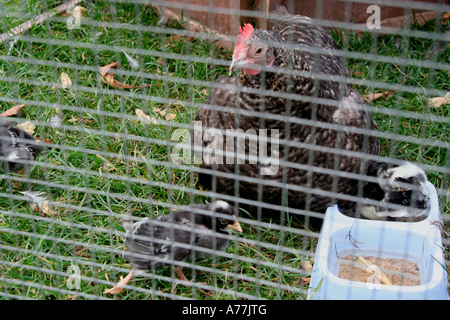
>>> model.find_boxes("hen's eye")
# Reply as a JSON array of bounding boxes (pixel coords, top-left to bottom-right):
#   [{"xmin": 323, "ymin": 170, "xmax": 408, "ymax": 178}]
[
  {"xmin": 219, "ymin": 218, "xmax": 228, "ymax": 225},
  {"xmin": 255, "ymin": 48, "xmax": 263, "ymax": 55}
]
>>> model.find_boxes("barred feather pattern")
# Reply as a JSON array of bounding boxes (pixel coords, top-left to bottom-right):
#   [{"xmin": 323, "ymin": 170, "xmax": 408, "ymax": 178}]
[{"xmin": 196, "ymin": 14, "xmax": 380, "ymax": 217}]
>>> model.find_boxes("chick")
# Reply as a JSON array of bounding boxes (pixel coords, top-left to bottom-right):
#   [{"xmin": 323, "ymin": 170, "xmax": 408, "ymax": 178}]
[
  {"xmin": 105, "ymin": 201, "xmax": 242, "ymax": 294},
  {"xmin": 361, "ymin": 163, "xmax": 430, "ymax": 221},
  {"xmin": 0, "ymin": 120, "xmax": 43, "ymax": 174}
]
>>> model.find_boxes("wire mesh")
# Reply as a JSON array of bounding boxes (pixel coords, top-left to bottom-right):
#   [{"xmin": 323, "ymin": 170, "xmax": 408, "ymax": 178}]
[{"xmin": 0, "ymin": 0, "xmax": 448, "ymax": 300}]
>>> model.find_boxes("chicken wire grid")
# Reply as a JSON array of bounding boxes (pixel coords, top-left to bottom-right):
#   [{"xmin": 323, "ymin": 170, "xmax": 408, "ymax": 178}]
[{"xmin": 0, "ymin": 0, "xmax": 448, "ymax": 300}]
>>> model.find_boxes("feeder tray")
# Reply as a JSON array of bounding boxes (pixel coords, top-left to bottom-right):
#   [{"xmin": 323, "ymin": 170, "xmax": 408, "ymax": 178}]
[{"xmin": 308, "ymin": 181, "xmax": 449, "ymax": 300}]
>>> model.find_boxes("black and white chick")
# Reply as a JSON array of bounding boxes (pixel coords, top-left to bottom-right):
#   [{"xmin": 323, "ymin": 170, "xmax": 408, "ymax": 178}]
[
  {"xmin": 0, "ymin": 120, "xmax": 43, "ymax": 174},
  {"xmin": 105, "ymin": 200, "xmax": 243, "ymax": 294},
  {"xmin": 361, "ymin": 162, "xmax": 430, "ymax": 221}
]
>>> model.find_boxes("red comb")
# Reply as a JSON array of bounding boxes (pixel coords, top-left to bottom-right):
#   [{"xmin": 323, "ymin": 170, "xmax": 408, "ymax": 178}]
[
  {"xmin": 233, "ymin": 23, "xmax": 254, "ymax": 58},
  {"xmin": 239, "ymin": 23, "xmax": 254, "ymax": 40}
]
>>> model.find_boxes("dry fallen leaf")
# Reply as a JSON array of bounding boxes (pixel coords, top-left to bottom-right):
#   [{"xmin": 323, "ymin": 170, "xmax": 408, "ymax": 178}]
[
  {"xmin": 165, "ymin": 113, "xmax": 177, "ymax": 121},
  {"xmin": 62, "ymin": 5, "xmax": 87, "ymax": 18},
  {"xmin": 428, "ymin": 92, "xmax": 450, "ymax": 108},
  {"xmin": 16, "ymin": 121, "xmax": 35, "ymax": 135},
  {"xmin": 100, "ymin": 62, "xmax": 148, "ymax": 89},
  {"xmin": 300, "ymin": 260, "xmax": 314, "ymax": 272},
  {"xmin": 159, "ymin": 110, "xmax": 176, "ymax": 120},
  {"xmin": 100, "ymin": 62, "xmax": 135, "ymax": 89},
  {"xmin": 352, "ymin": 70, "xmax": 362, "ymax": 78},
  {"xmin": 154, "ymin": 107, "xmax": 177, "ymax": 121},
  {"xmin": 293, "ymin": 277, "xmax": 311, "ymax": 286},
  {"xmin": 60, "ymin": 72, "xmax": 72, "ymax": 89},
  {"xmin": 363, "ymin": 78, "xmax": 406, "ymax": 102},
  {"xmin": 70, "ymin": 5, "xmax": 87, "ymax": 19},
  {"xmin": 135, "ymin": 108, "xmax": 159, "ymax": 124},
  {"xmin": 0, "ymin": 104, "xmax": 26, "ymax": 117},
  {"xmin": 75, "ymin": 245, "xmax": 92, "ymax": 258},
  {"xmin": 40, "ymin": 200, "xmax": 58, "ymax": 216},
  {"xmin": 364, "ymin": 90, "xmax": 394, "ymax": 102},
  {"xmin": 20, "ymin": 191, "xmax": 59, "ymax": 217},
  {"xmin": 300, "ymin": 277, "xmax": 311, "ymax": 284}
]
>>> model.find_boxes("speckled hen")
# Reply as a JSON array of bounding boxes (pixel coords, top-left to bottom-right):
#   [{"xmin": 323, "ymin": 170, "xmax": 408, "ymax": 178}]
[{"xmin": 195, "ymin": 13, "xmax": 430, "ymax": 222}]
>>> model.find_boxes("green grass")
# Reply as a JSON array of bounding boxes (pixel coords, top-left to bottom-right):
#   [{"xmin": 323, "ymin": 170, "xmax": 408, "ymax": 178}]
[{"xmin": 0, "ymin": 2, "xmax": 448, "ymax": 299}]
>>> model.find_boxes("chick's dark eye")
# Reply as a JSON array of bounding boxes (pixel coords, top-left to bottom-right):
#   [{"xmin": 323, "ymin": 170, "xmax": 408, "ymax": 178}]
[{"xmin": 255, "ymin": 48, "xmax": 262, "ymax": 55}]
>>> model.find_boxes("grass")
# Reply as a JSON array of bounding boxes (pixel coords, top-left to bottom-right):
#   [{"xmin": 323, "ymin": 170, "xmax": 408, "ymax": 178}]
[{"xmin": 0, "ymin": 1, "xmax": 448, "ymax": 299}]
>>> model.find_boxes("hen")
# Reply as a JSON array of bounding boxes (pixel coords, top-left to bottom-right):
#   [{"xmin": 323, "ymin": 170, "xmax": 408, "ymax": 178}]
[{"xmin": 195, "ymin": 14, "xmax": 429, "ymax": 222}]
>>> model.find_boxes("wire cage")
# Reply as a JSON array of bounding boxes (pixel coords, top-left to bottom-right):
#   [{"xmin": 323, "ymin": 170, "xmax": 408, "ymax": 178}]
[{"xmin": 0, "ymin": 0, "xmax": 448, "ymax": 300}]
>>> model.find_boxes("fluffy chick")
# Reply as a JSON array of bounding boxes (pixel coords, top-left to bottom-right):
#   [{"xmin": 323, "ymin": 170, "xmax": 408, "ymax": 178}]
[
  {"xmin": 105, "ymin": 200, "xmax": 242, "ymax": 294},
  {"xmin": 361, "ymin": 162, "xmax": 430, "ymax": 221},
  {"xmin": 0, "ymin": 120, "xmax": 43, "ymax": 174}
]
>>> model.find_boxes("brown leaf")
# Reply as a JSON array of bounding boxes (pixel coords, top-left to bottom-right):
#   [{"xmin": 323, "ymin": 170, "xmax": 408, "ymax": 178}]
[
  {"xmin": 70, "ymin": 5, "xmax": 87, "ymax": 20},
  {"xmin": 300, "ymin": 260, "xmax": 314, "ymax": 272},
  {"xmin": 364, "ymin": 79, "xmax": 405, "ymax": 102},
  {"xmin": 364, "ymin": 91, "xmax": 393, "ymax": 102},
  {"xmin": 99, "ymin": 62, "xmax": 145, "ymax": 89},
  {"xmin": 300, "ymin": 277, "xmax": 311, "ymax": 284},
  {"xmin": 62, "ymin": 5, "xmax": 87, "ymax": 18},
  {"xmin": 165, "ymin": 113, "xmax": 177, "ymax": 121},
  {"xmin": 16, "ymin": 121, "xmax": 35, "ymax": 135},
  {"xmin": 0, "ymin": 104, "xmax": 26, "ymax": 117},
  {"xmin": 135, "ymin": 108, "xmax": 159, "ymax": 124},
  {"xmin": 60, "ymin": 72, "xmax": 72, "ymax": 89},
  {"xmin": 38, "ymin": 200, "xmax": 59, "ymax": 217},
  {"xmin": 428, "ymin": 92, "xmax": 450, "ymax": 108},
  {"xmin": 352, "ymin": 70, "xmax": 362, "ymax": 78},
  {"xmin": 154, "ymin": 107, "xmax": 177, "ymax": 121},
  {"xmin": 75, "ymin": 245, "xmax": 92, "ymax": 258},
  {"xmin": 294, "ymin": 277, "xmax": 311, "ymax": 286}
]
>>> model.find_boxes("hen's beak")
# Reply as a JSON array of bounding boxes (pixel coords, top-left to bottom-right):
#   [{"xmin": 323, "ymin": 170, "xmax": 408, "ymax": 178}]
[
  {"xmin": 229, "ymin": 54, "xmax": 248, "ymax": 76},
  {"xmin": 229, "ymin": 60, "xmax": 237, "ymax": 76},
  {"xmin": 227, "ymin": 215, "xmax": 243, "ymax": 232}
]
